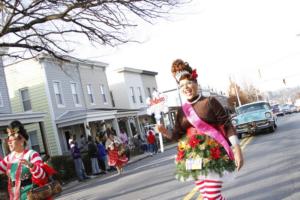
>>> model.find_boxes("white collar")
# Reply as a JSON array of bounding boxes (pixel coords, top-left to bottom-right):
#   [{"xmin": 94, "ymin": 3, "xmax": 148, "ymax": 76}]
[{"xmin": 186, "ymin": 95, "xmax": 201, "ymax": 104}]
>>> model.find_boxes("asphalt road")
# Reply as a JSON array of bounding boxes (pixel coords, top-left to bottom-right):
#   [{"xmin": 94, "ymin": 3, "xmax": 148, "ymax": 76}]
[
  {"xmin": 56, "ymin": 113, "xmax": 300, "ymax": 200},
  {"xmin": 223, "ymin": 113, "xmax": 300, "ymax": 200}
]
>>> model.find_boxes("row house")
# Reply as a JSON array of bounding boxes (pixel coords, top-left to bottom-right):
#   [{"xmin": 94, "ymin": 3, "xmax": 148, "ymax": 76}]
[
  {"xmin": 0, "ymin": 48, "xmax": 46, "ymax": 157},
  {"xmin": 5, "ymin": 55, "xmax": 158, "ymax": 155},
  {"xmin": 108, "ymin": 67, "xmax": 158, "ymax": 138}
]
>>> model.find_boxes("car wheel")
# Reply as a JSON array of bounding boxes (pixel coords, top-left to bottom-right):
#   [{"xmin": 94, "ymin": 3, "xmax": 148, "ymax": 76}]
[
  {"xmin": 237, "ymin": 133, "xmax": 242, "ymax": 139},
  {"xmin": 269, "ymin": 124, "xmax": 275, "ymax": 133}
]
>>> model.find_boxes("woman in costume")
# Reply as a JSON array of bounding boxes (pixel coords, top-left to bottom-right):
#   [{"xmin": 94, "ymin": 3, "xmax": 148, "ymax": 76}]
[
  {"xmin": 0, "ymin": 120, "xmax": 54, "ymax": 200},
  {"xmin": 105, "ymin": 132, "xmax": 128, "ymax": 175},
  {"xmin": 157, "ymin": 59, "xmax": 244, "ymax": 200}
]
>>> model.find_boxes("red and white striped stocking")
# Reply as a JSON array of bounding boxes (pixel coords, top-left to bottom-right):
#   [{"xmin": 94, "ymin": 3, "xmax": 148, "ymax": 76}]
[{"xmin": 195, "ymin": 179, "xmax": 226, "ymax": 200}]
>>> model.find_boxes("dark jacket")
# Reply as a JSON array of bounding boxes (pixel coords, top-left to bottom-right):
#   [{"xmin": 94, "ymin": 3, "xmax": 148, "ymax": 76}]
[
  {"xmin": 97, "ymin": 143, "xmax": 107, "ymax": 158},
  {"xmin": 88, "ymin": 141, "xmax": 98, "ymax": 158},
  {"xmin": 71, "ymin": 143, "xmax": 81, "ymax": 159}
]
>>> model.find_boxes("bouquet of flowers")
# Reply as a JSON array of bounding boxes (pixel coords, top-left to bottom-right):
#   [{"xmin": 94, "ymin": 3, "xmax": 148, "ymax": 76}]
[{"xmin": 175, "ymin": 132, "xmax": 236, "ymax": 181}]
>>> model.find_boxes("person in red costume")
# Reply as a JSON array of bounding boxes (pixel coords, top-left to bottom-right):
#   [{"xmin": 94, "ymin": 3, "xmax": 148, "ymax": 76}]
[
  {"xmin": 0, "ymin": 120, "xmax": 56, "ymax": 200},
  {"xmin": 105, "ymin": 132, "xmax": 128, "ymax": 175}
]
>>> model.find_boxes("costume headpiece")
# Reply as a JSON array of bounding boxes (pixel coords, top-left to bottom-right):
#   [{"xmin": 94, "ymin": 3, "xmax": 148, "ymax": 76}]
[
  {"xmin": 6, "ymin": 127, "xmax": 20, "ymax": 136},
  {"xmin": 171, "ymin": 59, "xmax": 198, "ymax": 83},
  {"xmin": 175, "ymin": 70, "xmax": 190, "ymax": 82},
  {"xmin": 7, "ymin": 120, "xmax": 29, "ymax": 140},
  {"xmin": 175, "ymin": 69, "xmax": 198, "ymax": 82}
]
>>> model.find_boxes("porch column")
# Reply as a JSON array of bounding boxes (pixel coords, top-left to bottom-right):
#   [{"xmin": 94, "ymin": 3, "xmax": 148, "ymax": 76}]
[
  {"xmin": 112, "ymin": 118, "xmax": 120, "ymax": 137},
  {"xmin": 84, "ymin": 121, "xmax": 91, "ymax": 137},
  {"xmin": 168, "ymin": 112, "xmax": 174, "ymax": 128},
  {"xmin": 126, "ymin": 118, "xmax": 133, "ymax": 138},
  {"xmin": 38, "ymin": 122, "xmax": 49, "ymax": 156},
  {"xmin": 135, "ymin": 116, "xmax": 144, "ymax": 140}
]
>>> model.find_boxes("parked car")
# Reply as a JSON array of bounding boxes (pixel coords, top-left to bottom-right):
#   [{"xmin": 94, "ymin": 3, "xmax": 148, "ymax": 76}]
[
  {"xmin": 271, "ymin": 104, "xmax": 284, "ymax": 116},
  {"xmin": 232, "ymin": 101, "xmax": 277, "ymax": 139},
  {"xmin": 281, "ymin": 104, "xmax": 292, "ymax": 114},
  {"xmin": 295, "ymin": 99, "xmax": 300, "ymax": 112},
  {"xmin": 289, "ymin": 104, "xmax": 297, "ymax": 113}
]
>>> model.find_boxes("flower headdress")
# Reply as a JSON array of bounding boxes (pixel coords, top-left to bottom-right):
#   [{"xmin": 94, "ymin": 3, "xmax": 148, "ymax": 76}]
[
  {"xmin": 7, "ymin": 120, "xmax": 29, "ymax": 140},
  {"xmin": 6, "ymin": 127, "xmax": 20, "ymax": 137},
  {"xmin": 172, "ymin": 59, "xmax": 199, "ymax": 83}
]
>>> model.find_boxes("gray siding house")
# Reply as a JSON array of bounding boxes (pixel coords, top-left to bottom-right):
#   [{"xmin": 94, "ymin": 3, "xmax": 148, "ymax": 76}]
[
  {"xmin": 5, "ymin": 55, "xmax": 142, "ymax": 155},
  {"xmin": 0, "ymin": 52, "xmax": 11, "ymax": 114},
  {"xmin": 0, "ymin": 48, "xmax": 46, "ymax": 157}
]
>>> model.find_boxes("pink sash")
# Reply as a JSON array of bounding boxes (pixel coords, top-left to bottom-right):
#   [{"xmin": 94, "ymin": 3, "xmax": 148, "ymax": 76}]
[{"xmin": 182, "ymin": 103, "xmax": 234, "ymax": 160}]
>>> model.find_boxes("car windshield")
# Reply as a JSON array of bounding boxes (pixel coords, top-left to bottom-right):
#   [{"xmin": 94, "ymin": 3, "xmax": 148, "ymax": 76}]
[{"xmin": 237, "ymin": 103, "xmax": 269, "ymax": 114}]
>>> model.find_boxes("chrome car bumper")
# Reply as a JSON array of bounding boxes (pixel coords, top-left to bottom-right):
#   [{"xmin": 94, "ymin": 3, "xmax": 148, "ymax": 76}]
[{"xmin": 236, "ymin": 120, "xmax": 275, "ymax": 134}]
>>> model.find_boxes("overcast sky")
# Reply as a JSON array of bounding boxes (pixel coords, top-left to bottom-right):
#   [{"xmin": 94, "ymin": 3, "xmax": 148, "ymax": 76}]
[{"xmin": 74, "ymin": 0, "xmax": 300, "ymax": 94}]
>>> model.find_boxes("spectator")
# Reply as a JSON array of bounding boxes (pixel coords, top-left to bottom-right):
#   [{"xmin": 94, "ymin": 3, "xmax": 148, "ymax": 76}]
[
  {"xmin": 147, "ymin": 128, "xmax": 156, "ymax": 156},
  {"xmin": 96, "ymin": 136, "xmax": 108, "ymax": 174},
  {"xmin": 119, "ymin": 128, "xmax": 128, "ymax": 145},
  {"xmin": 106, "ymin": 126, "xmax": 116, "ymax": 136},
  {"xmin": 70, "ymin": 135, "xmax": 89, "ymax": 181},
  {"xmin": 137, "ymin": 135, "xmax": 147, "ymax": 153},
  {"xmin": 87, "ymin": 136, "xmax": 101, "ymax": 175},
  {"xmin": 79, "ymin": 134, "xmax": 87, "ymax": 150},
  {"xmin": 119, "ymin": 128, "xmax": 131, "ymax": 160}
]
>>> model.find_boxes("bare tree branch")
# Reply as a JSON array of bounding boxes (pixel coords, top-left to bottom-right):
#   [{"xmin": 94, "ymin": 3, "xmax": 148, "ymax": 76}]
[{"xmin": 0, "ymin": 0, "xmax": 187, "ymax": 61}]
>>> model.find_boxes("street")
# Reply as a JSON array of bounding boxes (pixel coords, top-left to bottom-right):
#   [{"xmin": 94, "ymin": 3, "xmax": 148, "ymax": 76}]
[{"xmin": 57, "ymin": 113, "xmax": 300, "ymax": 200}]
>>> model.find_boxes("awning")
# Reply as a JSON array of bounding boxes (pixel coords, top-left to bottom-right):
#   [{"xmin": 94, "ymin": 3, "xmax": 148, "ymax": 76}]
[
  {"xmin": 0, "ymin": 112, "xmax": 46, "ymax": 127},
  {"xmin": 55, "ymin": 109, "xmax": 140, "ymax": 128}
]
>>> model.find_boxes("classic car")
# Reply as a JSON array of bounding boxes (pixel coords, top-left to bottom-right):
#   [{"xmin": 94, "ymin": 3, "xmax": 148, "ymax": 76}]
[{"xmin": 232, "ymin": 101, "xmax": 277, "ymax": 139}]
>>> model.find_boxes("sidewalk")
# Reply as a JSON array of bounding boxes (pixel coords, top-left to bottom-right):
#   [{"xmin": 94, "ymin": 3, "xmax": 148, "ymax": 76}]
[{"xmin": 62, "ymin": 142, "xmax": 178, "ymax": 191}]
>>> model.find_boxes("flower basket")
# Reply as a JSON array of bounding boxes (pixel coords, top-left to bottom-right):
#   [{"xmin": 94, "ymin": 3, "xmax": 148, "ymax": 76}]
[{"xmin": 175, "ymin": 132, "xmax": 236, "ymax": 182}]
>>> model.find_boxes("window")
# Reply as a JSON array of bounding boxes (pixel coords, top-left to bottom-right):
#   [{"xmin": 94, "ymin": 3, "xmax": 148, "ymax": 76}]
[
  {"xmin": 100, "ymin": 84, "xmax": 107, "ymax": 103},
  {"xmin": 0, "ymin": 92, "xmax": 3, "ymax": 107},
  {"xmin": 53, "ymin": 82, "xmax": 64, "ymax": 106},
  {"xmin": 137, "ymin": 87, "xmax": 143, "ymax": 103},
  {"xmin": 87, "ymin": 84, "xmax": 95, "ymax": 104},
  {"xmin": 147, "ymin": 87, "xmax": 151, "ymax": 98},
  {"xmin": 71, "ymin": 83, "xmax": 80, "ymax": 105},
  {"xmin": 110, "ymin": 91, "xmax": 115, "ymax": 107},
  {"xmin": 130, "ymin": 87, "xmax": 136, "ymax": 103},
  {"xmin": 20, "ymin": 88, "xmax": 32, "ymax": 111},
  {"xmin": 28, "ymin": 131, "xmax": 40, "ymax": 153}
]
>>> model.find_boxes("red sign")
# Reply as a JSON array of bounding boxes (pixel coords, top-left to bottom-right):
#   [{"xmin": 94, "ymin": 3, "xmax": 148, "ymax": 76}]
[{"xmin": 149, "ymin": 97, "xmax": 165, "ymax": 106}]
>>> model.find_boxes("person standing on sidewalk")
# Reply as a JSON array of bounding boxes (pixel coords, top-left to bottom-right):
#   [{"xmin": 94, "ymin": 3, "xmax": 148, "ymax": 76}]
[
  {"xmin": 119, "ymin": 128, "xmax": 129, "ymax": 145},
  {"xmin": 96, "ymin": 136, "xmax": 108, "ymax": 174},
  {"xmin": 119, "ymin": 128, "xmax": 131, "ymax": 161},
  {"xmin": 87, "ymin": 136, "xmax": 101, "ymax": 175},
  {"xmin": 147, "ymin": 128, "xmax": 156, "ymax": 156},
  {"xmin": 70, "ymin": 135, "xmax": 89, "ymax": 182},
  {"xmin": 105, "ymin": 133, "xmax": 128, "ymax": 175},
  {"xmin": 156, "ymin": 59, "xmax": 244, "ymax": 200}
]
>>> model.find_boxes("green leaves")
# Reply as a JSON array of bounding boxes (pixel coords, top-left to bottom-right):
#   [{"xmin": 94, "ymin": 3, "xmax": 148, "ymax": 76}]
[{"xmin": 175, "ymin": 135, "xmax": 236, "ymax": 181}]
